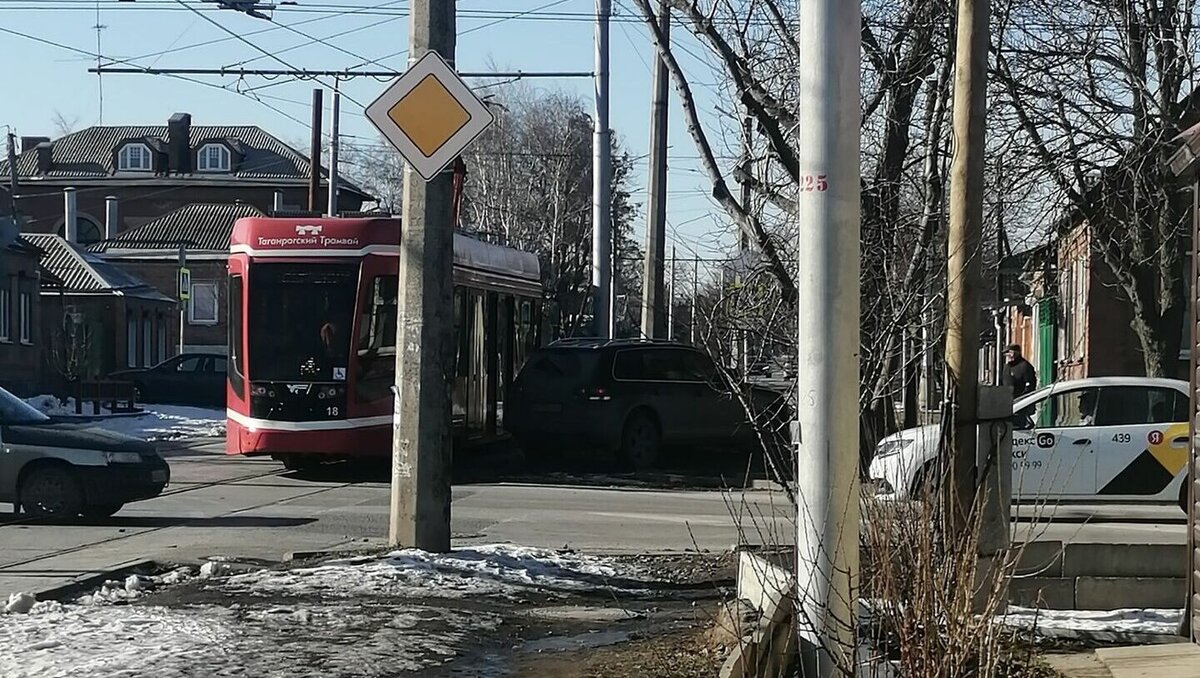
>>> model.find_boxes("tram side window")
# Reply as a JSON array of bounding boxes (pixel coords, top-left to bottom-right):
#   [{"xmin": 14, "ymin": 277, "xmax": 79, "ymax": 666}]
[
  {"xmin": 228, "ymin": 275, "xmax": 244, "ymax": 398},
  {"xmin": 356, "ymin": 276, "xmax": 397, "ymax": 402}
]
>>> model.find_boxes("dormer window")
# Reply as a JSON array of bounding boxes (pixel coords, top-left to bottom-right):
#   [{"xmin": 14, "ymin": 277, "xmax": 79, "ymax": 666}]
[
  {"xmin": 118, "ymin": 143, "xmax": 153, "ymax": 172},
  {"xmin": 198, "ymin": 144, "xmax": 231, "ymax": 172}
]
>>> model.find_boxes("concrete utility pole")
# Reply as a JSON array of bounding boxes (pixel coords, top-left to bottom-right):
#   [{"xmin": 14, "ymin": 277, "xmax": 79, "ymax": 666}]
[
  {"xmin": 327, "ymin": 84, "xmax": 341, "ymax": 217},
  {"xmin": 640, "ymin": 0, "xmax": 669, "ymax": 339},
  {"xmin": 945, "ymin": 0, "xmax": 989, "ymax": 523},
  {"xmin": 388, "ymin": 0, "xmax": 456, "ymax": 552},
  {"xmin": 591, "ymin": 0, "xmax": 613, "ymax": 338},
  {"xmin": 740, "ymin": 116, "xmax": 752, "ymax": 252},
  {"xmin": 795, "ymin": 0, "xmax": 860, "ymax": 670},
  {"xmin": 308, "ymin": 88, "xmax": 323, "ymax": 213}
]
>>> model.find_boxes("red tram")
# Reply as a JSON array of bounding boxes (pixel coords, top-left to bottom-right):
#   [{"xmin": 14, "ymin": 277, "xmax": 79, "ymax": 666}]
[{"xmin": 225, "ymin": 216, "xmax": 543, "ymax": 469}]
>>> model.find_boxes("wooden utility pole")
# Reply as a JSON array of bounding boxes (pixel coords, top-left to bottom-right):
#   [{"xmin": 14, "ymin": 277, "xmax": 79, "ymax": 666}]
[
  {"xmin": 308, "ymin": 88, "xmax": 323, "ymax": 213},
  {"xmin": 388, "ymin": 0, "xmax": 456, "ymax": 552},
  {"xmin": 945, "ymin": 0, "xmax": 989, "ymax": 522}
]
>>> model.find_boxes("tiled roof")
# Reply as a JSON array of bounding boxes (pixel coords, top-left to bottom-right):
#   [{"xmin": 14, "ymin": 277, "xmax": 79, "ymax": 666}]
[
  {"xmin": 1, "ymin": 124, "xmax": 367, "ymax": 196},
  {"xmin": 23, "ymin": 233, "xmax": 174, "ymax": 302},
  {"xmin": 91, "ymin": 202, "xmax": 264, "ymax": 253}
]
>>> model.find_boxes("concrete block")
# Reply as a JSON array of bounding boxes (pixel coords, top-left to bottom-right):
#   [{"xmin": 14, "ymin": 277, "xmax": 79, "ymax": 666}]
[
  {"xmin": 1008, "ymin": 577, "xmax": 1075, "ymax": 609},
  {"xmin": 1075, "ymin": 577, "xmax": 1187, "ymax": 611},
  {"xmin": 1063, "ymin": 543, "xmax": 1188, "ymax": 579},
  {"xmin": 1015, "ymin": 540, "xmax": 1065, "ymax": 578},
  {"xmin": 736, "ymin": 548, "xmax": 794, "ymax": 614}
]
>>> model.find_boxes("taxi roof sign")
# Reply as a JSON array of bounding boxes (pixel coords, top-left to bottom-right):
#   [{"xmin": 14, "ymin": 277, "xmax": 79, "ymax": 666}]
[{"xmin": 365, "ymin": 50, "xmax": 495, "ymax": 182}]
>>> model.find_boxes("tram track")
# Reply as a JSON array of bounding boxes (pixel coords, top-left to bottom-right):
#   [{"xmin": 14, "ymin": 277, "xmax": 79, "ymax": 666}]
[{"xmin": 0, "ymin": 464, "xmax": 332, "ymax": 576}]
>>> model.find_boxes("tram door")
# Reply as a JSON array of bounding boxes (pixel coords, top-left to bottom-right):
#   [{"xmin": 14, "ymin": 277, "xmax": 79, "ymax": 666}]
[{"xmin": 467, "ymin": 289, "xmax": 488, "ymax": 435}]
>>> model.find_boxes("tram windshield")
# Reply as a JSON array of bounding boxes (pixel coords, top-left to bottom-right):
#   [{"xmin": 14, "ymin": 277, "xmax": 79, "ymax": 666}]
[{"xmin": 248, "ymin": 262, "xmax": 359, "ymax": 382}]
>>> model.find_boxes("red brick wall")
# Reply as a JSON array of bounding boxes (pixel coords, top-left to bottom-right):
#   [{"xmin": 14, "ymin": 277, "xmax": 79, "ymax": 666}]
[
  {"xmin": 14, "ymin": 185, "xmax": 318, "ymax": 240},
  {"xmin": 0, "ymin": 248, "xmax": 45, "ymax": 395},
  {"xmin": 109, "ymin": 258, "xmax": 227, "ymax": 351}
]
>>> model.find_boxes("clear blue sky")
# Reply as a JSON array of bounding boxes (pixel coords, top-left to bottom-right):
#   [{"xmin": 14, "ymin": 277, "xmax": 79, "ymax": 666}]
[{"xmin": 0, "ymin": 0, "xmax": 741, "ymax": 267}]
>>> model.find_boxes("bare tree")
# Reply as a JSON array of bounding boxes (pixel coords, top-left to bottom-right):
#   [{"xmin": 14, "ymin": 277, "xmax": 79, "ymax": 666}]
[
  {"xmin": 993, "ymin": 0, "xmax": 1200, "ymax": 376},
  {"xmin": 630, "ymin": 0, "xmax": 960, "ymax": 464}
]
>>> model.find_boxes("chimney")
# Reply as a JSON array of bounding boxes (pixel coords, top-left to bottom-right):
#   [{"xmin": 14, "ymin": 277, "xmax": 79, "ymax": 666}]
[
  {"xmin": 20, "ymin": 136, "xmax": 49, "ymax": 153},
  {"xmin": 273, "ymin": 190, "xmax": 285, "ymax": 213},
  {"xmin": 35, "ymin": 142, "xmax": 53, "ymax": 174},
  {"xmin": 105, "ymin": 196, "xmax": 119, "ymax": 240},
  {"xmin": 167, "ymin": 112, "xmax": 192, "ymax": 175},
  {"xmin": 64, "ymin": 188, "xmax": 78, "ymax": 243}
]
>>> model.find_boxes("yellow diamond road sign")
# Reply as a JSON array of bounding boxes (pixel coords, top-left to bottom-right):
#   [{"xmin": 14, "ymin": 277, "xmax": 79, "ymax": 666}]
[{"xmin": 365, "ymin": 51, "xmax": 495, "ymax": 182}]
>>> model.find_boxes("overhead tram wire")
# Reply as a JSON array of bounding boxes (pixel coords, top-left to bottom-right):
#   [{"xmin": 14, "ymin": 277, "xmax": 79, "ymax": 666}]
[{"xmin": 164, "ymin": 0, "xmax": 368, "ymax": 108}]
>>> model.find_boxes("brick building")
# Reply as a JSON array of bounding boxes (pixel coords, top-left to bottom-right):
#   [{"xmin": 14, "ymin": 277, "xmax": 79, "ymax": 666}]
[
  {"xmin": 26, "ymin": 234, "xmax": 175, "ymax": 391},
  {"xmin": 89, "ymin": 202, "xmax": 267, "ymax": 354},
  {"xmin": 0, "ymin": 113, "xmax": 369, "ymax": 244},
  {"xmin": 0, "ymin": 236, "xmax": 48, "ymax": 394}
]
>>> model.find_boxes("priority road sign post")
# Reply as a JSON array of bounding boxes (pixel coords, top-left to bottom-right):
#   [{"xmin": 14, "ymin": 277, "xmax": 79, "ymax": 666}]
[
  {"xmin": 365, "ymin": 20, "xmax": 494, "ymax": 551},
  {"xmin": 365, "ymin": 50, "xmax": 495, "ymax": 182}
]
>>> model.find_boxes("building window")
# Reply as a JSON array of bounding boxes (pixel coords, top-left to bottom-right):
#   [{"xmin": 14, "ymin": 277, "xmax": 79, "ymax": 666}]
[
  {"xmin": 197, "ymin": 144, "xmax": 231, "ymax": 172},
  {"xmin": 118, "ymin": 143, "xmax": 153, "ymax": 172},
  {"xmin": 142, "ymin": 313, "xmax": 152, "ymax": 367},
  {"xmin": 18, "ymin": 284, "xmax": 31, "ymax": 344},
  {"xmin": 126, "ymin": 312, "xmax": 137, "ymax": 367},
  {"xmin": 0, "ymin": 283, "xmax": 10, "ymax": 342},
  {"xmin": 157, "ymin": 316, "xmax": 167, "ymax": 363},
  {"xmin": 189, "ymin": 281, "xmax": 219, "ymax": 325}
]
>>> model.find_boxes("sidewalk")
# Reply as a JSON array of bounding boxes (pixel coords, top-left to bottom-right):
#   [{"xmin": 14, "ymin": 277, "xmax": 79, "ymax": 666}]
[{"xmin": 1049, "ymin": 643, "xmax": 1200, "ymax": 678}]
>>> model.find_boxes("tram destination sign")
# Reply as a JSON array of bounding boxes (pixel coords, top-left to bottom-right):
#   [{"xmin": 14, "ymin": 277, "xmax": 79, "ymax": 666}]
[{"xmin": 365, "ymin": 50, "xmax": 495, "ymax": 182}]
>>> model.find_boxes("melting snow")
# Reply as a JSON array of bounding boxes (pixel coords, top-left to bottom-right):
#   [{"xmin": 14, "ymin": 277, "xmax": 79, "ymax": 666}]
[
  {"xmin": 26, "ymin": 396, "xmax": 225, "ymax": 442},
  {"xmin": 1000, "ymin": 606, "xmax": 1184, "ymax": 636},
  {"xmin": 0, "ymin": 545, "xmax": 637, "ymax": 677},
  {"xmin": 224, "ymin": 544, "xmax": 633, "ymax": 599}
]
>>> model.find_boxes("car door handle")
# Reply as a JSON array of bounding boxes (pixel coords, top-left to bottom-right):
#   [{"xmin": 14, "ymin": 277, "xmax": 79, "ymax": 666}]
[{"xmin": 1073, "ymin": 439, "xmax": 1090, "ymax": 445}]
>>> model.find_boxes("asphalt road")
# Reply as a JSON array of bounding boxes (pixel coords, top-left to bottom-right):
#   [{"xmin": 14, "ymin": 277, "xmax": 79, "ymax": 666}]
[
  {"xmin": 0, "ymin": 436, "xmax": 1188, "ymax": 598},
  {"xmin": 0, "ymin": 438, "xmax": 794, "ymax": 597}
]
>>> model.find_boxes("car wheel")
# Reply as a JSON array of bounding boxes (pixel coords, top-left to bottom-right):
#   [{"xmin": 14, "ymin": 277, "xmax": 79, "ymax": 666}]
[
  {"xmin": 20, "ymin": 465, "xmax": 85, "ymax": 519},
  {"xmin": 619, "ymin": 411, "xmax": 660, "ymax": 472},
  {"xmin": 280, "ymin": 454, "xmax": 321, "ymax": 471},
  {"xmin": 82, "ymin": 503, "xmax": 124, "ymax": 519},
  {"xmin": 132, "ymin": 382, "xmax": 146, "ymax": 403}
]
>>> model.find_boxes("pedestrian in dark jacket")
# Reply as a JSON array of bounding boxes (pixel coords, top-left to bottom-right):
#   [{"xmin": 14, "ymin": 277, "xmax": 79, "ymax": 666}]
[{"xmin": 1002, "ymin": 344, "xmax": 1037, "ymax": 398}]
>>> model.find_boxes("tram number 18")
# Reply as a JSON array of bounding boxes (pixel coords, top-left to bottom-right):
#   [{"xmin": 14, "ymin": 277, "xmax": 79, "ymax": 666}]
[{"xmin": 326, "ymin": 406, "xmax": 340, "ymax": 417}]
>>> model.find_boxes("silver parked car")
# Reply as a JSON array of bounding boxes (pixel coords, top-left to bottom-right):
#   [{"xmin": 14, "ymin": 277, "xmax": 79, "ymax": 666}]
[{"xmin": 0, "ymin": 387, "xmax": 170, "ymax": 519}]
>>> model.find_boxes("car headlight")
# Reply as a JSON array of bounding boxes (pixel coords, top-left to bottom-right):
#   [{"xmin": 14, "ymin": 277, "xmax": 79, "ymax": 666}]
[
  {"xmin": 106, "ymin": 451, "xmax": 143, "ymax": 464},
  {"xmin": 874, "ymin": 438, "xmax": 913, "ymax": 458}
]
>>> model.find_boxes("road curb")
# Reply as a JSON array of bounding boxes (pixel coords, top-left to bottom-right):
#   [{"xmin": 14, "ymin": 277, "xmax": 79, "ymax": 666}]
[{"xmin": 32, "ymin": 558, "xmax": 160, "ymax": 602}]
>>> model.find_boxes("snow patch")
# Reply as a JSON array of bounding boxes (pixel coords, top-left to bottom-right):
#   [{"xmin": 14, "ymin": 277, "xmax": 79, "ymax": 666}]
[
  {"xmin": 225, "ymin": 544, "xmax": 634, "ymax": 599},
  {"xmin": 25, "ymin": 396, "xmax": 225, "ymax": 442},
  {"xmin": 1000, "ymin": 606, "xmax": 1184, "ymax": 636},
  {"xmin": 4, "ymin": 593, "xmax": 35, "ymax": 615},
  {"xmin": 74, "ymin": 567, "xmax": 195, "ymax": 606}
]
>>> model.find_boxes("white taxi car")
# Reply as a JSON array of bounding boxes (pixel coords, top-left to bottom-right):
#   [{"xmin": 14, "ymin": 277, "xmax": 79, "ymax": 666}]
[{"xmin": 869, "ymin": 377, "xmax": 1192, "ymax": 511}]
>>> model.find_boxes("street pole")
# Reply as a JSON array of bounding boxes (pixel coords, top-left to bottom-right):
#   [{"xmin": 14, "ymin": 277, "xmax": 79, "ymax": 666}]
[
  {"xmin": 690, "ymin": 257, "xmax": 698, "ymax": 344},
  {"xmin": 591, "ymin": 0, "xmax": 613, "ymax": 338},
  {"xmin": 308, "ymin": 88, "xmax": 323, "ymax": 214},
  {"xmin": 177, "ymin": 245, "xmax": 186, "ymax": 356},
  {"xmin": 388, "ymin": 0, "xmax": 456, "ymax": 552},
  {"xmin": 796, "ymin": 0, "xmax": 860, "ymax": 670},
  {"xmin": 666, "ymin": 246, "xmax": 675, "ymax": 341},
  {"xmin": 945, "ymin": 0, "xmax": 989, "ymax": 525},
  {"xmin": 740, "ymin": 116, "xmax": 752, "ymax": 252},
  {"xmin": 6, "ymin": 133, "xmax": 17, "ymax": 216},
  {"xmin": 327, "ymin": 84, "xmax": 341, "ymax": 217},
  {"xmin": 640, "ymin": 0, "xmax": 669, "ymax": 340}
]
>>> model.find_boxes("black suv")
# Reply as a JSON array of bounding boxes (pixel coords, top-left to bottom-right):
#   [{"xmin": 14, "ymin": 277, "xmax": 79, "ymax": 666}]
[{"xmin": 506, "ymin": 339, "xmax": 790, "ymax": 470}]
